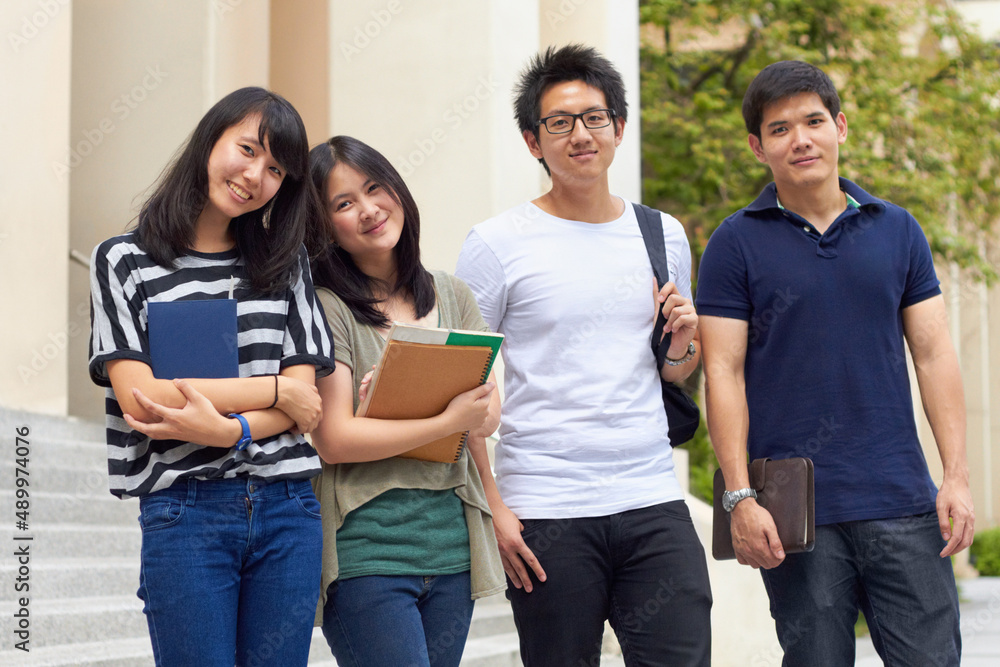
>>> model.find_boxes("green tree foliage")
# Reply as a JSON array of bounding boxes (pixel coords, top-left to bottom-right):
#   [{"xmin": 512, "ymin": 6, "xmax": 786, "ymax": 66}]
[
  {"xmin": 640, "ymin": 0, "xmax": 1000, "ymax": 276},
  {"xmin": 970, "ymin": 526, "xmax": 1000, "ymax": 576},
  {"xmin": 640, "ymin": 0, "xmax": 1000, "ymax": 501}
]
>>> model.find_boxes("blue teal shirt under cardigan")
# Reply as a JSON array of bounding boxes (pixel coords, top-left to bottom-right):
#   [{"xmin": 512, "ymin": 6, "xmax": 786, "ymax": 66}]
[{"xmin": 696, "ymin": 178, "xmax": 941, "ymax": 525}]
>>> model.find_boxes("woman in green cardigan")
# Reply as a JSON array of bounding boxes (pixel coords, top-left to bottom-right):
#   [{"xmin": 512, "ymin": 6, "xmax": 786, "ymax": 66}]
[{"xmin": 308, "ymin": 135, "xmax": 506, "ymax": 667}]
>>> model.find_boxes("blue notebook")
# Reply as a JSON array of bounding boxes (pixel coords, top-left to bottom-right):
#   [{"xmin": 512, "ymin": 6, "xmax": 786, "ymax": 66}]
[{"xmin": 147, "ymin": 299, "xmax": 239, "ymax": 379}]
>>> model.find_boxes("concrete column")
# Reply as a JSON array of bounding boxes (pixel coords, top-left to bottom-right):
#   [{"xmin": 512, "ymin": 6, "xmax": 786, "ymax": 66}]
[
  {"xmin": 270, "ymin": 0, "xmax": 329, "ymax": 146},
  {"xmin": 327, "ymin": 0, "xmax": 540, "ymax": 274},
  {"xmin": 1, "ymin": 0, "xmax": 73, "ymax": 415}
]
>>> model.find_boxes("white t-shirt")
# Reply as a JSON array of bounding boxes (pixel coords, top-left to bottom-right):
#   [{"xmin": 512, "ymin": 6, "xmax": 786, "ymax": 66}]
[{"xmin": 455, "ymin": 199, "xmax": 691, "ymax": 518}]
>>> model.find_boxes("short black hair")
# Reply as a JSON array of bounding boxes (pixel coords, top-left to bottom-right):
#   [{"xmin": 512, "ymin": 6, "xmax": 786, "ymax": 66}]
[
  {"xmin": 308, "ymin": 136, "xmax": 434, "ymax": 329},
  {"xmin": 513, "ymin": 44, "xmax": 627, "ymax": 173},
  {"xmin": 742, "ymin": 61, "xmax": 841, "ymax": 139}
]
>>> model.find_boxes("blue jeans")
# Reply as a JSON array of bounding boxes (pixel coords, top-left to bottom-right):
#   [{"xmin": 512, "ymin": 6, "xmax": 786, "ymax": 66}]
[
  {"xmin": 137, "ymin": 478, "xmax": 322, "ymax": 667},
  {"xmin": 507, "ymin": 501, "xmax": 712, "ymax": 667},
  {"xmin": 759, "ymin": 512, "xmax": 960, "ymax": 667},
  {"xmin": 322, "ymin": 572, "xmax": 475, "ymax": 667}
]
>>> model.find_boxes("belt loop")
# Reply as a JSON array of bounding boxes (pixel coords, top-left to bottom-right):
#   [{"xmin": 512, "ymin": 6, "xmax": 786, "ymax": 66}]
[
  {"xmin": 186, "ymin": 478, "xmax": 197, "ymax": 506},
  {"xmin": 285, "ymin": 479, "xmax": 296, "ymax": 499}
]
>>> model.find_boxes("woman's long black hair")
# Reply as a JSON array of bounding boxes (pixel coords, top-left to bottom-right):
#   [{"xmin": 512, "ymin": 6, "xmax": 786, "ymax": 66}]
[
  {"xmin": 134, "ymin": 87, "xmax": 325, "ymax": 294},
  {"xmin": 309, "ymin": 136, "xmax": 434, "ymax": 328}
]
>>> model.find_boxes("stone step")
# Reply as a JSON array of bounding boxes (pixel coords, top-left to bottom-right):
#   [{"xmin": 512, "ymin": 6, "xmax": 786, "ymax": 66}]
[
  {"xmin": 0, "ymin": 524, "xmax": 141, "ymax": 559},
  {"xmin": 0, "ymin": 557, "xmax": 137, "ymax": 601},
  {"xmin": 0, "ymin": 460, "xmax": 110, "ymax": 498},
  {"xmin": 468, "ymin": 594, "xmax": 516, "ymax": 638},
  {"xmin": 0, "ymin": 632, "xmax": 523, "ymax": 667},
  {"xmin": 459, "ymin": 631, "xmax": 521, "ymax": 667},
  {"xmin": 0, "ymin": 490, "xmax": 139, "ymax": 525},
  {"xmin": 0, "ymin": 595, "xmax": 147, "ymax": 649},
  {"xmin": 0, "ymin": 435, "xmax": 107, "ymax": 470},
  {"xmin": 0, "ymin": 637, "xmax": 154, "ymax": 667},
  {"xmin": 0, "ymin": 408, "xmax": 105, "ymax": 444},
  {"xmin": 0, "ymin": 594, "xmax": 522, "ymax": 658},
  {"xmin": 0, "ymin": 628, "xmax": 339, "ymax": 666}
]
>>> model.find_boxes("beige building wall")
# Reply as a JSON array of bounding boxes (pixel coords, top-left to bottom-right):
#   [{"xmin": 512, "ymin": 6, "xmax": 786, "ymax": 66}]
[
  {"xmin": 1, "ymin": 0, "xmax": 72, "ymax": 415},
  {"xmin": 270, "ymin": 0, "xmax": 329, "ymax": 145},
  {"xmin": 953, "ymin": 0, "xmax": 1000, "ymax": 41},
  {"xmin": 327, "ymin": 0, "xmax": 543, "ymax": 275}
]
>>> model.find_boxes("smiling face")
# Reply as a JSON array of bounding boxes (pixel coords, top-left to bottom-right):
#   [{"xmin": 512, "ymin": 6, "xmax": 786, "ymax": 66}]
[
  {"xmin": 523, "ymin": 80, "xmax": 624, "ymax": 185},
  {"xmin": 748, "ymin": 92, "xmax": 848, "ymax": 194},
  {"xmin": 201, "ymin": 114, "xmax": 285, "ymax": 227},
  {"xmin": 325, "ymin": 162, "xmax": 404, "ymax": 264}
]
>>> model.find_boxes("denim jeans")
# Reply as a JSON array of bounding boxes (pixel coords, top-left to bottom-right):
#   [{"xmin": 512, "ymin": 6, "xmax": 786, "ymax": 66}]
[
  {"xmin": 759, "ymin": 512, "xmax": 960, "ymax": 667},
  {"xmin": 136, "ymin": 478, "xmax": 323, "ymax": 667},
  {"xmin": 506, "ymin": 501, "xmax": 712, "ymax": 667},
  {"xmin": 322, "ymin": 572, "xmax": 474, "ymax": 667}
]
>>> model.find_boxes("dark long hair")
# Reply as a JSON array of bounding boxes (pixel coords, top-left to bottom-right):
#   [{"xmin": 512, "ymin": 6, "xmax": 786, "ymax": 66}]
[
  {"xmin": 308, "ymin": 136, "xmax": 434, "ymax": 328},
  {"xmin": 135, "ymin": 87, "xmax": 325, "ymax": 294}
]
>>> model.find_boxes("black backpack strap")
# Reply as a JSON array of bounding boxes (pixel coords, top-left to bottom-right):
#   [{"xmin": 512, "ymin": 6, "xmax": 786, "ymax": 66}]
[{"xmin": 633, "ymin": 203, "xmax": 673, "ymax": 368}]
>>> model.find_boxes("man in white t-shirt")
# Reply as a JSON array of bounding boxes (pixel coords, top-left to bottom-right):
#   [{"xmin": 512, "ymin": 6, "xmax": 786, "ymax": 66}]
[{"xmin": 455, "ymin": 44, "xmax": 711, "ymax": 667}]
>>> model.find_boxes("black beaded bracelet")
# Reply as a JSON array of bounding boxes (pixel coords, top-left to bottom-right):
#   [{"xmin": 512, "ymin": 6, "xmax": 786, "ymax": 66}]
[{"xmin": 268, "ymin": 374, "xmax": 279, "ymax": 409}]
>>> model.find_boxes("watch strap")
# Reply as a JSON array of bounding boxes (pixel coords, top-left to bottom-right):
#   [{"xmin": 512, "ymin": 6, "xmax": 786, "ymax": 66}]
[
  {"xmin": 664, "ymin": 341, "xmax": 696, "ymax": 366},
  {"xmin": 227, "ymin": 413, "xmax": 252, "ymax": 451},
  {"xmin": 723, "ymin": 487, "xmax": 757, "ymax": 512}
]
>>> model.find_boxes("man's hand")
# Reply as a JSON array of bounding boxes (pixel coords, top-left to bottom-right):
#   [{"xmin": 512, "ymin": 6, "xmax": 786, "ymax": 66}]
[
  {"xmin": 492, "ymin": 503, "xmax": 547, "ymax": 592},
  {"xmin": 730, "ymin": 499, "xmax": 785, "ymax": 569},
  {"xmin": 654, "ymin": 278, "xmax": 697, "ymax": 351},
  {"xmin": 936, "ymin": 476, "xmax": 975, "ymax": 557}
]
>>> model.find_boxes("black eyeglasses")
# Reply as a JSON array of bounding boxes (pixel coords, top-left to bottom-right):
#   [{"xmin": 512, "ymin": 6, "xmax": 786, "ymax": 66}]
[{"xmin": 537, "ymin": 109, "xmax": 616, "ymax": 134}]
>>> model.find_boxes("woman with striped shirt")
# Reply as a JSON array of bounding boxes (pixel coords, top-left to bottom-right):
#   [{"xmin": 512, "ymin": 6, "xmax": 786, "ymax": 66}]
[{"xmin": 88, "ymin": 87, "xmax": 334, "ymax": 667}]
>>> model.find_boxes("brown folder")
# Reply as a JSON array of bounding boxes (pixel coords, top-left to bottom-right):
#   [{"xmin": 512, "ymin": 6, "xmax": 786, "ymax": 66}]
[
  {"xmin": 360, "ymin": 340, "xmax": 494, "ymax": 463},
  {"xmin": 712, "ymin": 457, "xmax": 815, "ymax": 560}
]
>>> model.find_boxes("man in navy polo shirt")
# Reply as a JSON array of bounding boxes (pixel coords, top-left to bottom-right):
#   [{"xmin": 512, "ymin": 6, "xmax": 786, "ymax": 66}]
[{"xmin": 697, "ymin": 60, "xmax": 974, "ymax": 666}]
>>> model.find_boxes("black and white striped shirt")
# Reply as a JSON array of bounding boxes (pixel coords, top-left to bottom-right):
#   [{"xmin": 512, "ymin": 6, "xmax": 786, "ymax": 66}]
[{"xmin": 89, "ymin": 233, "xmax": 334, "ymax": 499}]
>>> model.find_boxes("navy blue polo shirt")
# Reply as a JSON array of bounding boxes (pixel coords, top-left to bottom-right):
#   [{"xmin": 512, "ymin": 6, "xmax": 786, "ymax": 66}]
[{"xmin": 697, "ymin": 178, "xmax": 941, "ymax": 525}]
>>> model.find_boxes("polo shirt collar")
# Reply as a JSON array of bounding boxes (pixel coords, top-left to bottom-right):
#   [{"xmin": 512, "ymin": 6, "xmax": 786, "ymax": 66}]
[
  {"xmin": 746, "ymin": 178, "xmax": 885, "ymax": 215},
  {"xmin": 777, "ymin": 191, "xmax": 860, "ymax": 211},
  {"xmin": 744, "ymin": 178, "xmax": 886, "ymax": 259}
]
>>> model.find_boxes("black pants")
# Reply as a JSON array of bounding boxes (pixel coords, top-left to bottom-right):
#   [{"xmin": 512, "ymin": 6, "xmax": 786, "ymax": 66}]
[{"xmin": 507, "ymin": 501, "xmax": 712, "ymax": 667}]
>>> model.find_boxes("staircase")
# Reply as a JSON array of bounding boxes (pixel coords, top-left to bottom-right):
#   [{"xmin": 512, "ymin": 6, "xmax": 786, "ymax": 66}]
[{"xmin": 0, "ymin": 407, "xmax": 530, "ymax": 666}]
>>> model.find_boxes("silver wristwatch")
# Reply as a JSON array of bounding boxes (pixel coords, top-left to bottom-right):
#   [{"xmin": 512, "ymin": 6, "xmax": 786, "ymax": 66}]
[
  {"xmin": 664, "ymin": 341, "xmax": 696, "ymax": 366},
  {"xmin": 722, "ymin": 487, "xmax": 757, "ymax": 512}
]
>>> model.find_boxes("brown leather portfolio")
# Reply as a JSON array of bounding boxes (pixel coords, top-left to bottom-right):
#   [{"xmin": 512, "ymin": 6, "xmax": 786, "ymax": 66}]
[{"xmin": 712, "ymin": 457, "xmax": 815, "ymax": 561}]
